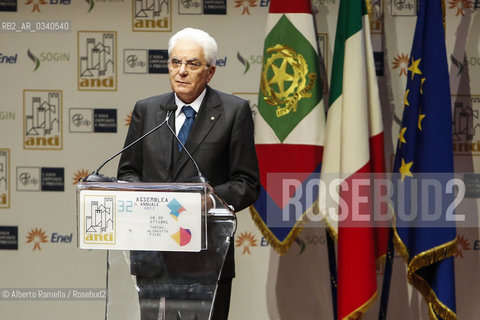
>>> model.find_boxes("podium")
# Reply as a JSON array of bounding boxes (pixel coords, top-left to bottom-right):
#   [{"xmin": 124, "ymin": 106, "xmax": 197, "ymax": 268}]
[{"xmin": 76, "ymin": 181, "xmax": 236, "ymax": 320}]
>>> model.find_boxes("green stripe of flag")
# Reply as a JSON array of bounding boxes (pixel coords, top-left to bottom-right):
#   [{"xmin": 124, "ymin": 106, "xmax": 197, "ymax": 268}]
[{"xmin": 328, "ymin": 1, "xmax": 367, "ymax": 108}]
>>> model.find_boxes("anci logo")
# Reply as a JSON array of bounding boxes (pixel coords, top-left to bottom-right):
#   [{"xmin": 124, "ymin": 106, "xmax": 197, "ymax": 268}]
[
  {"xmin": 25, "ymin": 0, "xmax": 71, "ymax": 13},
  {"xmin": 133, "ymin": 0, "xmax": 171, "ymax": 32},
  {"xmin": 27, "ymin": 49, "xmax": 70, "ymax": 72},
  {"xmin": 367, "ymin": 0, "xmax": 383, "ymax": 33},
  {"xmin": 0, "ymin": 149, "xmax": 10, "ymax": 209},
  {"xmin": 26, "ymin": 227, "xmax": 72, "ymax": 251},
  {"xmin": 69, "ymin": 108, "xmax": 117, "ymax": 133},
  {"xmin": 84, "ymin": 196, "xmax": 115, "ymax": 244},
  {"xmin": 16, "ymin": 167, "xmax": 64, "ymax": 192},
  {"xmin": 78, "ymin": 31, "xmax": 117, "ymax": 91},
  {"xmin": 178, "ymin": 0, "xmax": 227, "ymax": 15},
  {"xmin": 452, "ymin": 95, "xmax": 480, "ymax": 155},
  {"xmin": 23, "ymin": 90, "xmax": 62, "ymax": 150}
]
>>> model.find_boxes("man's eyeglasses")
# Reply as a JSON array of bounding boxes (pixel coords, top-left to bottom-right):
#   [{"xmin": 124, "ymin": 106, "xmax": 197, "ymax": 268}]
[{"xmin": 168, "ymin": 58, "xmax": 209, "ymax": 71}]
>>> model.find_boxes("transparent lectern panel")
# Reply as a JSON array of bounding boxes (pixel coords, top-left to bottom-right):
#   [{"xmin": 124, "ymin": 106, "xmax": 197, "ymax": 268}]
[
  {"xmin": 106, "ymin": 213, "xmax": 236, "ymax": 320},
  {"xmin": 77, "ymin": 182, "xmax": 236, "ymax": 320},
  {"xmin": 106, "ymin": 250, "xmax": 141, "ymax": 319}
]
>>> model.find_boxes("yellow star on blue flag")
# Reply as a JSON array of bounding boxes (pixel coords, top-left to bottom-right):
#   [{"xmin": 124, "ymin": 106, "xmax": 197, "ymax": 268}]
[{"xmin": 391, "ymin": 0, "xmax": 457, "ymax": 319}]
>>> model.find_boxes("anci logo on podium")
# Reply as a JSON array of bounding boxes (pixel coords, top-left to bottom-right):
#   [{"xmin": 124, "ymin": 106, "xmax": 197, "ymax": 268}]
[{"xmin": 83, "ymin": 196, "xmax": 116, "ymax": 245}]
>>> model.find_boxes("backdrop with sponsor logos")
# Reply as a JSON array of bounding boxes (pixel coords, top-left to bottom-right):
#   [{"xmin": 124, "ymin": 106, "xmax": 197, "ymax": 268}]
[{"xmin": 0, "ymin": 0, "xmax": 479, "ymax": 319}]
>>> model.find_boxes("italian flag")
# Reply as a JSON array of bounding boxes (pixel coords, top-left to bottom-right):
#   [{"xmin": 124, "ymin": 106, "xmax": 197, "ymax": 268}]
[
  {"xmin": 250, "ymin": 0, "xmax": 325, "ymax": 254},
  {"xmin": 320, "ymin": 0, "xmax": 389, "ymax": 318}
]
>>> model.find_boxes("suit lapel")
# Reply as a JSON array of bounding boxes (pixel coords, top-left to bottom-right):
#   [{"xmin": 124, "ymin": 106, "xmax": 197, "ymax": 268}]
[{"xmin": 174, "ymin": 87, "xmax": 222, "ymax": 179}]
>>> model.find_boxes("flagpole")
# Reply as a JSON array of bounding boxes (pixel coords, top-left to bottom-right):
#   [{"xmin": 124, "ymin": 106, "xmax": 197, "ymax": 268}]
[
  {"xmin": 326, "ymin": 229, "xmax": 338, "ymax": 320},
  {"xmin": 378, "ymin": 229, "xmax": 394, "ymax": 320}
]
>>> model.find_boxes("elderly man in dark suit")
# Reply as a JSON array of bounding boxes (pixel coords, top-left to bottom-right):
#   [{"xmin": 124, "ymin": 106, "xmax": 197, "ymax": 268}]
[{"xmin": 117, "ymin": 27, "xmax": 260, "ymax": 320}]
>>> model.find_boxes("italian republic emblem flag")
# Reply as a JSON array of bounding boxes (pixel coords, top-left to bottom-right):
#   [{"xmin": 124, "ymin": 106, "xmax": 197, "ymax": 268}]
[
  {"xmin": 320, "ymin": 0, "xmax": 389, "ymax": 318},
  {"xmin": 250, "ymin": 0, "xmax": 325, "ymax": 254}
]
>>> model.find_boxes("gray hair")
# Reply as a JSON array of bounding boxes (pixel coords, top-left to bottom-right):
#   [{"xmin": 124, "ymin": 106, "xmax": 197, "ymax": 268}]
[{"xmin": 168, "ymin": 28, "xmax": 218, "ymax": 66}]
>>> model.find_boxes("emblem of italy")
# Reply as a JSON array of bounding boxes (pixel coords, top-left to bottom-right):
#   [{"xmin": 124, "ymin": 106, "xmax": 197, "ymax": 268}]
[{"xmin": 260, "ymin": 44, "xmax": 317, "ymax": 117}]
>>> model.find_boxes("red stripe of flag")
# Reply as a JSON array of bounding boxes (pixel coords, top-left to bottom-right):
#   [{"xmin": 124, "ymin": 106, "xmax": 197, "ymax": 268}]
[
  {"xmin": 268, "ymin": 0, "xmax": 312, "ymax": 14},
  {"xmin": 256, "ymin": 144, "xmax": 323, "ymax": 208},
  {"xmin": 338, "ymin": 133, "xmax": 388, "ymax": 319}
]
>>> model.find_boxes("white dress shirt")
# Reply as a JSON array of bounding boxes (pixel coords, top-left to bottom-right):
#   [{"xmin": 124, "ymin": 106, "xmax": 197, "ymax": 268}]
[
  {"xmin": 173, "ymin": 88, "xmax": 219, "ymax": 208},
  {"xmin": 174, "ymin": 88, "xmax": 206, "ymax": 135}
]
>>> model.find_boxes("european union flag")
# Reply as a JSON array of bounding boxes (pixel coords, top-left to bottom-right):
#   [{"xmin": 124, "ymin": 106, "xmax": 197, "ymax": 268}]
[{"xmin": 392, "ymin": 0, "xmax": 457, "ymax": 319}]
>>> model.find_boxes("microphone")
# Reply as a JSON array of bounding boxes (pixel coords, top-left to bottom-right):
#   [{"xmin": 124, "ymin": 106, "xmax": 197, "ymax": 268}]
[
  {"xmin": 83, "ymin": 105, "xmax": 177, "ymax": 182},
  {"xmin": 165, "ymin": 116, "xmax": 207, "ymax": 183}
]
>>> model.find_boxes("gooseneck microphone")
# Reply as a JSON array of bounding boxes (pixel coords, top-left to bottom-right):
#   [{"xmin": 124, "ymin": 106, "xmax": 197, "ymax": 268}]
[{"xmin": 83, "ymin": 105, "xmax": 177, "ymax": 182}]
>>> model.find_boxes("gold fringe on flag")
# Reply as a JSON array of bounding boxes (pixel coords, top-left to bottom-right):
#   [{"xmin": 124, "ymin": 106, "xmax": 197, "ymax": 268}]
[
  {"xmin": 249, "ymin": 199, "xmax": 319, "ymax": 255},
  {"xmin": 392, "ymin": 223, "xmax": 457, "ymax": 320},
  {"xmin": 341, "ymin": 291, "xmax": 378, "ymax": 320}
]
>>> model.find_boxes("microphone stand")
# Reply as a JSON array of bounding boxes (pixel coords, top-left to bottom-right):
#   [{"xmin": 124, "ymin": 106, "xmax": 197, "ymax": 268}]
[{"xmin": 83, "ymin": 109, "xmax": 175, "ymax": 182}]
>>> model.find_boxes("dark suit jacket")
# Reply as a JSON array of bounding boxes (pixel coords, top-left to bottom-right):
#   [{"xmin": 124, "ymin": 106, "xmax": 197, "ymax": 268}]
[{"xmin": 117, "ymin": 86, "xmax": 260, "ymax": 279}]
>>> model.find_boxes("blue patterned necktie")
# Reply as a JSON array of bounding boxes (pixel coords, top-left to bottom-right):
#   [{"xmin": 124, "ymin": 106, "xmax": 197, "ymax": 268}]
[{"xmin": 178, "ymin": 105, "xmax": 196, "ymax": 151}]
